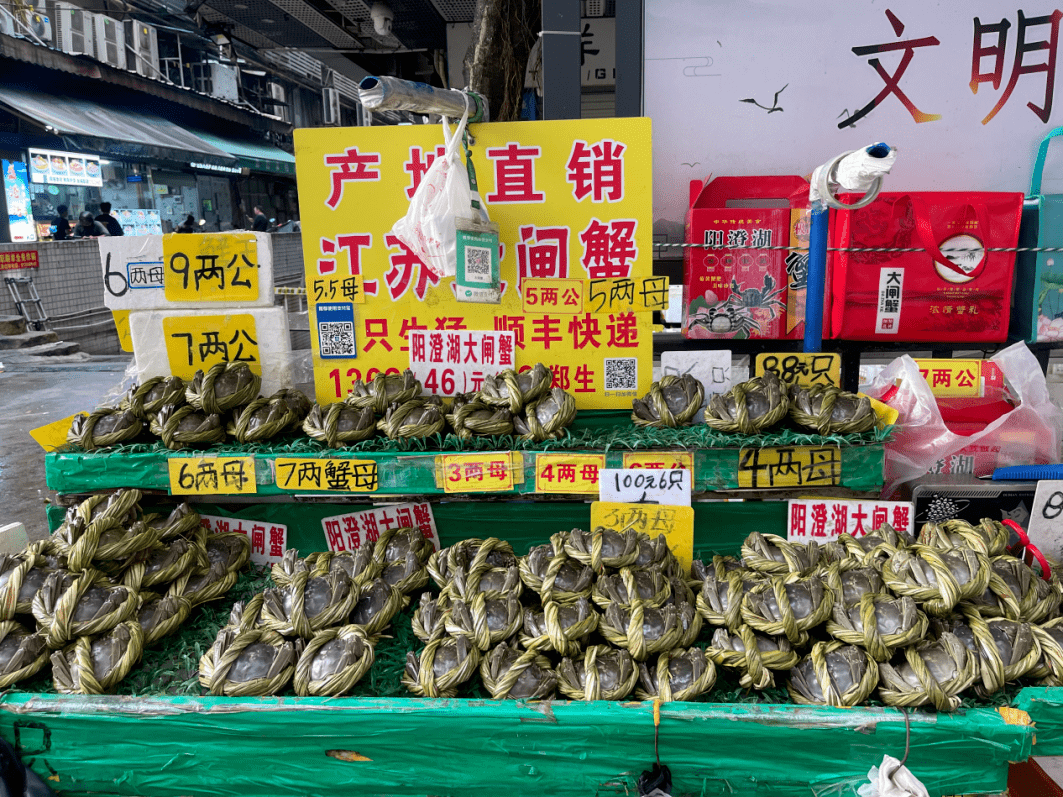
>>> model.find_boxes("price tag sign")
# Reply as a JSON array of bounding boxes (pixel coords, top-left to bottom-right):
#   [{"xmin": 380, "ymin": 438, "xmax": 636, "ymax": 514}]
[
  {"xmin": 600, "ymin": 469, "xmax": 691, "ymax": 506},
  {"xmin": 408, "ymin": 330, "xmax": 516, "ymax": 397},
  {"xmin": 274, "ymin": 458, "xmax": 379, "ymax": 492},
  {"xmin": 737, "ymin": 445, "xmax": 841, "ymax": 489},
  {"xmin": 914, "ymin": 359, "xmax": 1003, "ymax": 398},
  {"xmin": 438, "ymin": 452, "xmax": 521, "ymax": 493},
  {"xmin": 161, "ymin": 313, "xmax": 260, "ymax": 380},
  {"xmin": 29, "ymin": 414, "xmax": 79, "ymax": 451},
  {"xmin": 755, "ymin": 353, "xmax": 841, "ymax": 388},
  {"xmin": 660, "ymin": 349, "xmax": 731, "ymax": 422},
  {"xmin": 1026, "ymin": 480, "xmax": 1063, "ymax": 562},
  {"xmin": 168, "ymin": 456, "xmax": 256, "ymax": 495},
  {"xmin": 162, "ymin": 232, "xmax": 259, "ymax": 302},
  {"xmin": 521, "ymin": 277, "xmax": 670, "ymax": 315},
  {"xmin": 534, "ymin": 454, "xmax": 605, "ymax": 494},
  {"xmin": 321, "ymin": 501, "xmax": 440, "ymax": 553},
  {"xmin": 787, "ymin": 498, "xmax": 913, "ymax": 541},
  {"xmin": 590, "ymin": 501, "xmax": 694, "ymax": 573},
  {"xmin": 622, "ymin": 451, "xmax": 694, "ymax": 471}
]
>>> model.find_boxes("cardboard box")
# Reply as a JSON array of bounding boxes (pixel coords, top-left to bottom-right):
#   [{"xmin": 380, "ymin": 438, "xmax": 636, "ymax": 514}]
[{"xmin": 682, "ymin": 176, "xmax": 809, "ymax": 339}]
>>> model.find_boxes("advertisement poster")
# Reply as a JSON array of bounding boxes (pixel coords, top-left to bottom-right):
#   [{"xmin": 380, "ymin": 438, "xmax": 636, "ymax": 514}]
[
  {"xmin": 646, "ymin": 1, "xmax": 1063, "ymax": 238},
  {"xmin": 27, "ymin": 148, "xmax": 103, "ymax": 187},
  {"xmin": 115, "ymin": 208, "xmax": 163, "ymax": 236},
  {"xmin": 294, "ymin": 118, "xmax": 654, "ymax": 409},
  {"xmin": 2, "ymin": 159, "xmax": 36, "ymax": 242}
]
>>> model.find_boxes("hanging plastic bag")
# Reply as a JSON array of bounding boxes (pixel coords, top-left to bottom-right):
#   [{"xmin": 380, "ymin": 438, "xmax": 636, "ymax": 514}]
[
  {"xmin": 390, "ymin": 101, "xmax": 473, "ymax": 278},
  {"xmin": 856, "ymin": 756, "xmax": 929, "ymax": 797},
  {"xmin": 865, "ymin": 342, "xmax": 1063, "ymax": 496}
]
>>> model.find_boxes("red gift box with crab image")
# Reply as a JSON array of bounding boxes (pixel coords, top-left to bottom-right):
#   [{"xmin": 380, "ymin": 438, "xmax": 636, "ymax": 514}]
[{"xmin": 682, "ymin": 175, "xmax": 811, "ymax": 339}]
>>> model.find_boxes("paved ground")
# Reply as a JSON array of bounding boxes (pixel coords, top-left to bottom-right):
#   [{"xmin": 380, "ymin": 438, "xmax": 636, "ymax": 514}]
[{"xmin": 0, "ymin": 356, "xmax": 132, "ymax": 541}]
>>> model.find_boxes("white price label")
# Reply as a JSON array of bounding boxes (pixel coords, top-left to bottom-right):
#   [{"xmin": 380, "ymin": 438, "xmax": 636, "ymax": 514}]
[
  {"xmin": 321, "ymin": 501, "xmax": 441, "ymax": 553},
  {"xmin": 407, "ymin": 330, "xmax": 517, "ymax": 397},
  {"xmin": 787, "ymin": 498, "xmax": 913, "ymax": 542},
  {"xmin": 198, "ymin": 514, "xmax": 287, "ymax": 565},
  {"xmin": 599, "ymin": 468, "xmax": 691, "ymax": 506},
  {"xmin": 1026, "ymin": 480, "xmax": 1063, "ymax": 562}
]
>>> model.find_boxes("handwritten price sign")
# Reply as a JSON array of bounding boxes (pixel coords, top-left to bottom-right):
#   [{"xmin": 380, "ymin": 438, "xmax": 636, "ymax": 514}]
[
  {"xmin": 274, "ymin": 458, "xmax": 379, "ymax": 492},
  {"xmin": 755, "ymin": 353, "xmax": 841, "ymax": 388},
  {"xmin": 522, "ymin": 277, "xmax": 669, "ymax": 315},
  {"xmin": 600, "ymin": 468, "xmax": 691, "ymax": 506},
  {"xmin": 162, "ymin": 232, "xmax": 259, "ymax": 302},
  {"xmin": 622, "ymin": 451, "xmax": 694, "ymax": 471},
  {"xmin": 168, "ymin": 456, "xmax": 256, "ymax": 495},
  {"xmin": 737, "ymin": 446, "xmax": 841, "ymax": 489},
  {"xmin": 590, "ymin": 501, "xmax": 694, "ymax": 573},
  {"xmin": 437, "ymin": 452, "xmax": 521, "ymax": 493},
  {"xmin": 534, "ymin": 454, "xmax": 604, "ymax": 494},
  {"xmin": 161, "ymin": 313, "xmax": 260, "ymax": 380}
]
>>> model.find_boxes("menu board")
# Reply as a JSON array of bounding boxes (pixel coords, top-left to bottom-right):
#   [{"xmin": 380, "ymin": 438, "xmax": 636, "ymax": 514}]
[
  {"xmin": 3, "ymin": 159, "xmax": 36, "ymax": 242},
  {"xmin": 114, "ymin": 208, "xmax": 163, "ymax": 236},
  {"xmin": 27, "ymin": 148, "xmax": 103, "ymax": 187}
]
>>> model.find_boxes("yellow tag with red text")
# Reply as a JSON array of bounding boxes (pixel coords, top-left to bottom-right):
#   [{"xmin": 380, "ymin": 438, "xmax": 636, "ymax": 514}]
[
  {"xmin": 535, "ymin": 454, "xmax": 605, "ymax": 494},
  {"xmin": 437, "ymin": 452, "xmax": 521, "ymax": 493},
  {"xmin": 622, "ymin": 451, "xmax": 694, "ymax": 471}
]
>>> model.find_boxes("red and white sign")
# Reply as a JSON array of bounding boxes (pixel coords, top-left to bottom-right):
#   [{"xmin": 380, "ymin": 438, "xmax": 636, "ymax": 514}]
[
  {"xmin": 321, "ymin": 501, "xmax": 440, "ymax": 553},
  {"xmin": 787, "ymin": 498, "xmax": 913, "ymax": 542},
  {"xmin": 199, "ymin": 514, "xmax": 287, "ymax": 565},
  {"xmin": 408, "ymin": 330, "xmax": 516, "ymax": 397}
]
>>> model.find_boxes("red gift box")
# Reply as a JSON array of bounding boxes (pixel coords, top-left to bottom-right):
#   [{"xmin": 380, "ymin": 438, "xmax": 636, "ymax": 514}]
[
  {"xmin": 682, "ymin": 176, "xmax": 809, "ymax": 339},
  {"xmin": 828, "ymin": 192, "xmax": 1023, "ymax": 341}
]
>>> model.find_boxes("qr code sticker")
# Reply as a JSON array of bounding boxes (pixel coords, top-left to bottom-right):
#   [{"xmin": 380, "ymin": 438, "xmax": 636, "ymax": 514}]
[
  {"xmin": 463, "ymin": 246, "xmax": 492, "ymax": 284},
  {"xmin": 319, "ymin": 321, "xmax": 355, "ymax": 357},
  {"xmin": 604, "ymin": 357, "xmax": 638, "ymax": 391}
]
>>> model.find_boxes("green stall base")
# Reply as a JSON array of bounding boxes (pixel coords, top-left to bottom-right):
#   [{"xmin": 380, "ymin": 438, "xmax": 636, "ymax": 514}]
[
  {"xmin": 0, "ymin": 694, "xmax": 1031, "ymax": 797},
  {"xmin": 1016, "ymin": 686, "xmax": 1063, "ymax": 755},
  {"xmin": 45, "ymin": 443, "xmax": 885, "ymax": 496},
  {"xmin": 48, "ymin": 498, "xmax": 791, "ymax": 556}
]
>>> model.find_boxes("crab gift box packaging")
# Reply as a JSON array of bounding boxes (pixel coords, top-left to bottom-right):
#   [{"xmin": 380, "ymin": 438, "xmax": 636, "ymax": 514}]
[{"xmin": 682, "ymin": 175, "xmax": 811, "ymax": 340}]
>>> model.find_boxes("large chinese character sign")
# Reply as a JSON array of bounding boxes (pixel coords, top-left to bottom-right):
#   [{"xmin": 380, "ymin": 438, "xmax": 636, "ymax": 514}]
[{"xmin": 294, "ymin": 119, "xmax": 653, "ymax": 409}]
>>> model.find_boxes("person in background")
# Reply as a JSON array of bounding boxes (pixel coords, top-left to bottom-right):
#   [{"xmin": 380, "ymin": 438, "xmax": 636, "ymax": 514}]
[
  {"xmin": 176, "ymin": 214, "xmax": 196, "ymax": 233},
  {"xmin": 72, "ymin": 210, "xmax": 109, "ymax": 238},
  {"xmin": 51, "ymin": 205, "xmax": 71, "ymax": 241},
  {"xmin": 251, "ymin": 206, "xmax": 269, "ymax": 232},
  {"xmin": 95, "ymin": 202, "xmax": 123, "ymax": 237}
]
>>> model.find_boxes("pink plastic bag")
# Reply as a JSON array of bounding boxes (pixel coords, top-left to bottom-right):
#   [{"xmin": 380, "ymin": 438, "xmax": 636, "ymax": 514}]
[{"xmin": 865, "ymin": 342, "xmax": 1063, "ymax": 496}]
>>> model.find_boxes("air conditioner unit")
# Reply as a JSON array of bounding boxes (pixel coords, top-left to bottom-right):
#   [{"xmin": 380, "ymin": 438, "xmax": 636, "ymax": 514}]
[
  {"xmin": 52, "ymin": 2, "xmax": 94, "ymax": 56},
  {"xmin": 0, "ymin": 6, "xmax": 15, "ymax": 36},
  {"xmin": 25, "ymin": 0, "xmax": 52, "ymax": 42},
  {"xmin": 124, "ymin": 19, "xmax": 158, "ymax": 78},
  {"xmin": 268, "ymin": 81, "xmax": 290, "ymax": 123},
  {"xmin": 323, "ymin": 87, "xmax": 340, "ymax": 126},
  {"xmin": 93, "ymin": 14, "xmax": 125, "ymax": 69},
  {"xmin": 210, "ymin": 62, "xmax": 239, "ymax": 101}
]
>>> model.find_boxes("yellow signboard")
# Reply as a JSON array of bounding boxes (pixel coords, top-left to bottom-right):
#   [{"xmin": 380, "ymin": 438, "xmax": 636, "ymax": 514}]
[
  {"xmin": 437, "ymin": 452, "xmax": 521, "ymax": 493},
  {"xmin": 622, "ymin": 451, "xmax": 695, "ymax": 471},
  {"xmin": 274, "ymin": 458, "xmax": 379, "ymax": 492},
  {"xmin": 590, "ymin": 501, "xmax": 694, "ymax": 573},
  {"xmin": 161, "ymin": 314, "xmax": 260, "ymax": 380},
  {"xmin": 294, "ymin": 119, "xmax": 654, "ymax": 407},
  {"xmin": 521, "ymin": 276, "xmax": 668, "ymax": 315},
  {"xmin": 168, "ymin": 456, "xmax": 257, "ymax": 495},
  {"xmin": 162, "ymin": 232, "xmax": 259, "ymax": 302},
  {"xmin": 534, "ymin": 453, "xmax": 605, "ymax": 494},
  {"xmin": 737, "ymin": 445, "xmax": 841, "ymax": 489},
  {"xmin": 914, "ymin": 359, "xmax": 999, "ymax": 398},
  {"xmin": 29, "ymin": 414, "xmax": 79, "ymax": 451},
  {"xmin": 754, "ymin": 353, "xmax": 841, "ymax": 388}
]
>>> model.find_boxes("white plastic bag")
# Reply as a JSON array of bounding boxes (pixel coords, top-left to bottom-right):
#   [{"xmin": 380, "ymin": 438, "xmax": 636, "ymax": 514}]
[
  {"xmin": 390, "ymin": 103, "xmax": 472, "ymax": 278},
  {"xmin": 856, "ymin": 756, "xmax": 929, "ymax": 797},
  {"xmin": 865, "ymin": 341, "xmax": 1063, "ymax": 496}
]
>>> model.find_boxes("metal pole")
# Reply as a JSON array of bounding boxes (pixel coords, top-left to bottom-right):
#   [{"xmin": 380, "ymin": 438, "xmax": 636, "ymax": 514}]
[
  {"xmin": 803, "ymin": 207, "xmax": 829, "ymax": 353},
  {"xmin": 615, "ymin": 0, "xmax": 643, "ymax": 117},
  {"xmin": 541, "ymin": 0, "xmax": 581, "ymax": 120},
  {"xmin": 176, "ymin": 34, "xmax": 186, "ymax": 88}
]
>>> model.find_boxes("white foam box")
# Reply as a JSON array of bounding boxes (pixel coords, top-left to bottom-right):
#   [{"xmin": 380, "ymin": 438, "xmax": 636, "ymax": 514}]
[
  {"xmin": 100, "ymin": 233, "xmax": 275, "ymax": 310},
  {"xmin": 129, "ymin": 306, "xmax": 293, "ymax": 396}
]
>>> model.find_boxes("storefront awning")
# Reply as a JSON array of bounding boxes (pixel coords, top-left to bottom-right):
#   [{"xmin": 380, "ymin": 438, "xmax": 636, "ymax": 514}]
[
  {"xmin": 0, "ymin": 85, "xmax": 237, "ymax": 167},
  {"xmin": 192, "ymin": 130, "xmax": 296, "ymax": 176}
]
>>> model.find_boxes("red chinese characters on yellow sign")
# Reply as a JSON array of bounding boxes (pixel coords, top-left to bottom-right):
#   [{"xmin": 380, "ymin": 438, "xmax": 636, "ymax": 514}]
[{"xmin": 294, "ymin": 120, "xmax": 654, "ymax": 408}]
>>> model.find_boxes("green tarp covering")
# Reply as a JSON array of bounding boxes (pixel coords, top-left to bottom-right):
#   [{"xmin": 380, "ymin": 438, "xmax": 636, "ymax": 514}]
[{"xmin": 0, "ymin": 694, "xmax": 1031, "ymax": 797}]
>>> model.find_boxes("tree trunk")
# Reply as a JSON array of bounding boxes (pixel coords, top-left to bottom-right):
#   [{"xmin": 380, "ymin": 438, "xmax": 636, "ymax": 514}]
[{"xmin": 463, "ymin": 0, "xmax": 541, "ymax": 122}]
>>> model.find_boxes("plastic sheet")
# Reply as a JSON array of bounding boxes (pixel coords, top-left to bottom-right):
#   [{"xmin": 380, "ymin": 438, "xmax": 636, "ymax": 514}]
[{"xmin": 0, "ymin": 693, "xmax": 1030, "ymax": 797}]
